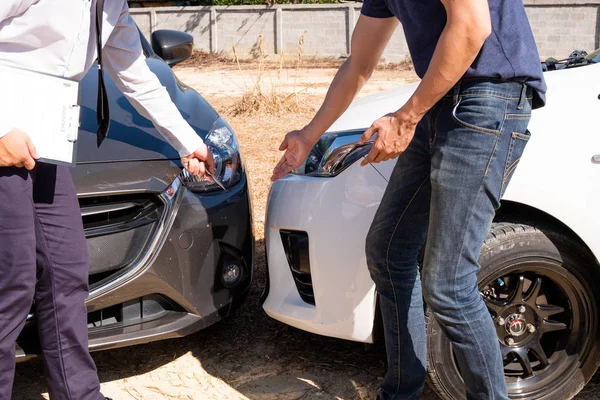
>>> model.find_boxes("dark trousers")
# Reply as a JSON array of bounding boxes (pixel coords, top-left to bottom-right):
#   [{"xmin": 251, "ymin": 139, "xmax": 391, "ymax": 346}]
[
  {"xmin": 367, "ymin": 80, "xmax": 533, "ymax": 399},
  {"xmin": 0, "ymin": 164, "xmax": 104, "ymax": 400}
]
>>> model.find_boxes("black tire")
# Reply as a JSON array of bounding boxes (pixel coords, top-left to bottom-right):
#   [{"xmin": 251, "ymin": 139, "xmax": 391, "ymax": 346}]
[{"xmin": 426, "ymin": 222, "xmax": 600, "ymax": 400}]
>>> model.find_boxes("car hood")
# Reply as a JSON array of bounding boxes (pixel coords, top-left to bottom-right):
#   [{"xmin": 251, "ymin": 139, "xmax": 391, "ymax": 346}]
[
  {"xmin": 327, "ymin": 82, "xmax": 419, "ymax": 133},
  {"xmin": 327, "ymin": 67, "xmax": 574, "ymax": 134},
  {"xmin": 76, "ymin": 57, "xmax": 219, "ymax": 164}
]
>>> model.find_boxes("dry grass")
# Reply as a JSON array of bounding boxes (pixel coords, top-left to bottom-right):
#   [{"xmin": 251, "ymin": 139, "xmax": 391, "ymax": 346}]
[
  {"xmin": 175, "ymin": 49, "xmax": 234, "ymax": 69},
  {"xmin": 227, "ymin": 84, "xmax": 316, "ymax": 117},
  {"xmin": 225, "ymin": 32, "xmax": 317, "ymax": 117},
  {"xmin": 379, "ymin": 55, "xmax": 414, "ymax": 71},
  {"xmin": 177, "ymin": 50, "xmax": 416, "ymax": 74},
  {"xmin": 175, "ymin": 36, "xmax": 415, "ymax": 119},
  {"xmin": 176, "ymin": 50, "xmax": 345, "ymax": 71}
]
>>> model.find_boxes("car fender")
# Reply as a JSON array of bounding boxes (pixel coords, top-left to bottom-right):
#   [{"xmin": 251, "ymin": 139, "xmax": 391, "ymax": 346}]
[{"xmin": 503, "ymin": 63, "xmax": 600, "ymax": 261}]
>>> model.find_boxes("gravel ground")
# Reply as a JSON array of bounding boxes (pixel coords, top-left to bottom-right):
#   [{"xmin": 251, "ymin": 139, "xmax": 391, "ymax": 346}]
[{"xmin": 11, "ymin": 63, "xmax": 600, "ymax": 400}]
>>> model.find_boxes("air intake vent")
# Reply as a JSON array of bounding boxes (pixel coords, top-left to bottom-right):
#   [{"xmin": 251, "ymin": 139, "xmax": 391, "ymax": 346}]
[
  {"xmin": 280, "ymin": 230, "xmax": 314, "ymax": 305},
  {"xmin": 79, "ymin": 194, "xmax": 163, "ymax": 284},
  {"xmin": 79, "ymin": 194, "xmax": 159, "ymax": 232}
]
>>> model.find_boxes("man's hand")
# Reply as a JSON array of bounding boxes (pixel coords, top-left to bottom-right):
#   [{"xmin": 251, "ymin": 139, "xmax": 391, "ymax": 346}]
[
  {"xmin": 0, "ymin": 129, "xmax": 39, "ymax": 170},
  {"xmin": 358, "ymin": 107, "xmax": 421, "ymax": 166},
  {"xmin": 269, "ymin": 15, "xmax": 397, "ymax": 182},
  {"xmin": 271, "ymin": 130, "xmax": 316, "ymax": 182},
  {"xmin": 181, "ymin": 142, "xmax": 215, "ymax": 178}
]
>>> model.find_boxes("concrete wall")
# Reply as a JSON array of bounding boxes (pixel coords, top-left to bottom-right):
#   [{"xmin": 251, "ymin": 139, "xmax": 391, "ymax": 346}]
[{"xmin": 131, "ymin": 1, "xmax": 600, "ymax": 61}]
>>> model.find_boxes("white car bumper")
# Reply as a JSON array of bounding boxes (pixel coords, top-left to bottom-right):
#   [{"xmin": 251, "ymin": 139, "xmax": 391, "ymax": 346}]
[{"xmin": 263, "ymin": 162, "xmax": 388, "ymax": 343}]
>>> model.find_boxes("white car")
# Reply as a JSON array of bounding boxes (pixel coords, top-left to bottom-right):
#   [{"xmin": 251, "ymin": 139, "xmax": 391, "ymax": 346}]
[{"xmin": 263, "ymin": 50, "xmax": 600, "ymax": 400}]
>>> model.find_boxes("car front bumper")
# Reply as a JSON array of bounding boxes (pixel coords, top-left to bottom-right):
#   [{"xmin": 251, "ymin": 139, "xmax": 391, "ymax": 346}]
[
  {"xmin": 17, "ymin": 163, "xmax": 253, "ymax": 359},
  {"xmin": 262, "ymin": 162, "xmax": 386, "ymax": 343}
]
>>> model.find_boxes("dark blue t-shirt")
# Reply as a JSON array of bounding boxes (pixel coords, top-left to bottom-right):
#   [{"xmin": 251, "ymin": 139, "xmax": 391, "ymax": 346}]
[{"xmin": 362, "ymin": 0, "xmax": 547, "ymax": 108}]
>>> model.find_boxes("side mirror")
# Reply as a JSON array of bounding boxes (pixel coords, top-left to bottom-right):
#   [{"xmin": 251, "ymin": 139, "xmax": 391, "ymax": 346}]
[{"xmin": 151, "ymin": 30, "xmax": 194, "ymax": 67}]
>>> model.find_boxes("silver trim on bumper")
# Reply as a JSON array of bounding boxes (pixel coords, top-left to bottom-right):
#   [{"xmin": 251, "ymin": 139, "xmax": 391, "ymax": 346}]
[{"xmin": 87, "ymin": 178, "xmax": 184, "ymax": 301}]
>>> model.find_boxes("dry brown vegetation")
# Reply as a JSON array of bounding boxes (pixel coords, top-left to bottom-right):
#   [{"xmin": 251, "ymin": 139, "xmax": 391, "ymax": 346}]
[
  {"xmin": 177, "ymin": 50, "xmax": 345, "ymax": 71},
  {"xmin": 225, "ymin": 33, "xmax": 316, "ymax": 117}
]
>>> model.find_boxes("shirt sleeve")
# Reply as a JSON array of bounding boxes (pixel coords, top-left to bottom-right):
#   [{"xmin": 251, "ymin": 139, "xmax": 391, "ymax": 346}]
[
  {"xmin": 0, "ymin": 0, "xmax": 41, "ymax": 23},
  {"xmin": 101, "ymin": 1, "xmax": 203, "ymax": 158},
  {"xmin": 361, "ymin": 0, "xmax": 394, "ymax": 19}
]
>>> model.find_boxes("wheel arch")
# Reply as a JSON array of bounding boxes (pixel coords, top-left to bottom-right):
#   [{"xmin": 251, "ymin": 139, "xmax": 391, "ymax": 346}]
[
  {"xmin": 372, "ymin": 200, "xmax": 599, "ymax": 345},
  {"xmin": 495, "ymin": 200, "xmax": 598, "ymax": 264}
]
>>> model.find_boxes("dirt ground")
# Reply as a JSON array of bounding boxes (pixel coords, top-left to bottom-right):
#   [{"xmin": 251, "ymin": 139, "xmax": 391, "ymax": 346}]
[{"xmin": 12, "ymin": 61, "xmax": 600, "ymax": 399}]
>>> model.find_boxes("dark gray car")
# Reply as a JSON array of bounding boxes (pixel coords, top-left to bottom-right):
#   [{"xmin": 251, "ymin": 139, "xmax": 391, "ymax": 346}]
[{"xmin": 16, "ymin": 28, "xmax": 254, "ymax": 360}]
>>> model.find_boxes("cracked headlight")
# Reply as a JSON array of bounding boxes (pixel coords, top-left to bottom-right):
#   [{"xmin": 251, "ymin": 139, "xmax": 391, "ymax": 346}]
[
  {"xmin": 181, "ymin": 118, "xmax": 242, "ymax": 192},
  {"xmin": 293, "ymin": 130, "xmax": 372, "ymax": 177}
]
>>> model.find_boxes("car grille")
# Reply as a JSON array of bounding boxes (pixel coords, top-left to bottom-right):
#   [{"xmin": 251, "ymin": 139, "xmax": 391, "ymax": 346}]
[
  {"xmin": 79, "ymin": 194, "xmax": 163, "ymax": 285},
  {"xmin": 280, "ymin": 230, "xmax": 315, "ymax": 305}
]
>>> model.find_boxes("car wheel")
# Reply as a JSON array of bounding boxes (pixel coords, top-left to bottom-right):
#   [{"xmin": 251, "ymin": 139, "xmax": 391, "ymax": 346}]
[{"xmin": 426, "ymin": 222, "xmax": 600, "ymax": 400}]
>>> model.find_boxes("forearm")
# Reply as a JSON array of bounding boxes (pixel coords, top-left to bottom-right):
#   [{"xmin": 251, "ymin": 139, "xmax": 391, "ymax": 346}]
[
  {"xmin": 103, "ymin": 2, "xmax": 203, "ymax": 157},
  {"xmin": 303, "ymin": 57, "xmax": 372, "ymax": 143},
  {"xmin": 402, "ymin": 15, "xmax": 491, "ymax": 121}
]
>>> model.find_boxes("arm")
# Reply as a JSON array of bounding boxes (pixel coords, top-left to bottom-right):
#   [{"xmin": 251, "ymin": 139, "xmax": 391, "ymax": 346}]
[
  {"xmin": 271, "ymin": 15, "xmax": 398, "ymax": 181},
  {"xmin": 102, "ymin": 1, "xmax": 213, "ymax": 176},
  {"xmin": 301, "ymin": 15, "xmax": 398, "ymax": 144},
  {"xmin": 359, "ymin": 0, "xmax": 492, "ymax": 164}
]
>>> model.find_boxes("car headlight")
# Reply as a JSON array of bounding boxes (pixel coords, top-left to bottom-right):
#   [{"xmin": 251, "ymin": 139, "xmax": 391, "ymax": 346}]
[
  {"xmin": 293, "ymin": 130, "xmax": 372, "ymax": 177},
  {"xmin": 180, "ymin": 118, "xmax": 242, "ymax": 192}
]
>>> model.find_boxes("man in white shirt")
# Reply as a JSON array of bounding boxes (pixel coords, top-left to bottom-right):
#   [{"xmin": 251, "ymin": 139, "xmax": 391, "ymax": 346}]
[{"xmin": 0, "ymin": 1, "xmax": 214, "ymax": 399}]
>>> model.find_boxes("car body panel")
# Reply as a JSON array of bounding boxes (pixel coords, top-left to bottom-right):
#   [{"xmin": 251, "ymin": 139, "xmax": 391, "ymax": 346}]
[
  {"xmin": 502, "ymin": 63, "xmax": 600, "ymax": 260},
  {"xmin": 328, "ymin": 82, "xmax": 420, "ymax": 134},
  {"xmin": 72, "ymin": 160, "xmax": 181, "ymax": 196},
  {"xmin": 264, "ymin": 162, "xmax": 384, "ymax": 342},
  {"xmin": 264, "ymin": 62, "xmax": 599, "ymax": 343},
  {"xmin": 18, "ymin": 167, "xmax": 253, "ymax": 359}
]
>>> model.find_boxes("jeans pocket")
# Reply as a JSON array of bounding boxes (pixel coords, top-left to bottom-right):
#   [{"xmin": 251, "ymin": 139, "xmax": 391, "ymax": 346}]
[
  {"xmin": 501, "ymin": 130, "xmax": 531, "ymax": 197},
  {"xmin": 451, "ymin": 95, "xmax": 506, "ymax": 136}
]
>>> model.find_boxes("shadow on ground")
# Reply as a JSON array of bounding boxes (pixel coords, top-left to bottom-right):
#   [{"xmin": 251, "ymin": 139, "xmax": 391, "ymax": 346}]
[
  {"xmin": 12, "ymin": 240, "xmax": 388, "ymax": 399},
  {"xmin": 12, "ymin": 239, "xmax": 600, "ymax": 399}
]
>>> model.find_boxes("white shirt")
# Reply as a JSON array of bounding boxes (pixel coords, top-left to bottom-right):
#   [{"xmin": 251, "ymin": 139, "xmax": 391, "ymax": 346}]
[{"xmin": 0, "ymin": 0, "xmax": 203, "ymax": 157}]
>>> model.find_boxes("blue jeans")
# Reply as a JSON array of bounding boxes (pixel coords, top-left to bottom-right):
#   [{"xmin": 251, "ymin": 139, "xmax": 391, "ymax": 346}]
[{"xmin": 366, "ymin": 79, "xmax": 533, "ymax": 400}]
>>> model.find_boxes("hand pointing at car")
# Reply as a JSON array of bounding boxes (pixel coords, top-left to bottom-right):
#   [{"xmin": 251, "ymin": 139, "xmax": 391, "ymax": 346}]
[
  {"xmin": 270, "ymin": 107, "xmax": 419, "ymax": 182},
  {"xmin": 271, "ymin": 129, "xmax": 315, "ymax": 182}
]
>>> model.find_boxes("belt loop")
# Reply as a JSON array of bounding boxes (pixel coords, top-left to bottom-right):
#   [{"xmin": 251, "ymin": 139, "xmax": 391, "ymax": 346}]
[
  {"xmin": 517, "ymin": 84, "xmax": 528, "ymax": 110},
  {"xmin": 452, "ymin": 81, "xmax": 461, "ymax": 106}
]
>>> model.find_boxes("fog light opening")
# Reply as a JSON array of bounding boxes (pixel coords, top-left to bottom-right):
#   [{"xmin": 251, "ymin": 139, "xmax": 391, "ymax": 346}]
[{"xmin": 221, "ymin": 264, "xmax": 243, "ymax": 288}]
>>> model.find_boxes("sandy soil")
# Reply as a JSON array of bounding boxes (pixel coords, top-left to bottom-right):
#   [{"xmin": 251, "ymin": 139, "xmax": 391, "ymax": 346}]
[
  {"xmin": 177, "ymin": 66, "xmax": 418, "ymax": 101},
  {"xmin": 12, "ymin": 63, "xmax": 600, "ymax": 400}
]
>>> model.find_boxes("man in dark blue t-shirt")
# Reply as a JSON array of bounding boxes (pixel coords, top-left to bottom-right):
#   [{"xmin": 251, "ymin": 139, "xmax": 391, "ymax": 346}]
[{"xmin": 271, "ymin": 0, "xmax": 545, "ymax": 398}]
